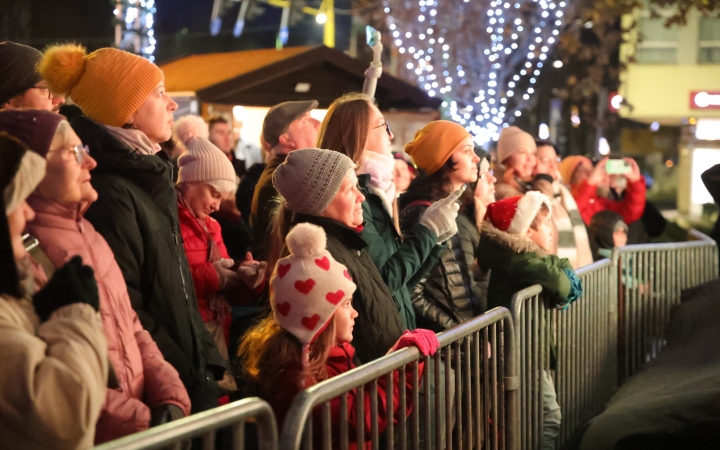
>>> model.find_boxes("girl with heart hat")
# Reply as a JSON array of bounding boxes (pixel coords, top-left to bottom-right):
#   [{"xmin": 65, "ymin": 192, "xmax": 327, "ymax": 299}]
[{"xmin": 239, "ymin": 222, "xmax": 438, "ymax": 446}]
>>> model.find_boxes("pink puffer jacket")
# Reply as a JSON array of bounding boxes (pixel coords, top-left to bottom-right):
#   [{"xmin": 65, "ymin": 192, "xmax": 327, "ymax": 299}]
[{"xmin": 26, "ymin": 195, "xmax": 191, "ymax": 444}]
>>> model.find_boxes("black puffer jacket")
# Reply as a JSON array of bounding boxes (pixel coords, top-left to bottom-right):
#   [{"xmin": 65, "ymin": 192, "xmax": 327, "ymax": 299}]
[
  {"xmin": 291, "ymin": 214, "xmax": 405, "ymax": 364},
  {"xmin": 398, "ymin": 184, "xmax": 482, "ymax": 332},
  {"xmin": 69, "ymin": 113, "xmax": 227, "ymax": 413}
]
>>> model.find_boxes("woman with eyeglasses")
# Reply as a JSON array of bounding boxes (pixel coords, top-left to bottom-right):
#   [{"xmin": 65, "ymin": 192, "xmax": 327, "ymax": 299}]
[
  {"xmin": 38, "ymin": 44, "xmax": 228, "ymax": 415},
  {"xmin": 315, "ymin": 93, "xmax": 460, "ymax": 332},
  {"xmin": 0, "ymin": 109, "xmax": 192, "ymax": 444},
  {"xmin": 398, "ymin": 120, "xmax": 488, "ymax": 331}
]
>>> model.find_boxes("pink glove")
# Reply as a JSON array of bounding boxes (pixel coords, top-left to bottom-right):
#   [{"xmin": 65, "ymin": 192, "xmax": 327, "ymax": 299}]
[{"xmin": 389, "ymin": 329, "xmax": 440, "ymax": 356}]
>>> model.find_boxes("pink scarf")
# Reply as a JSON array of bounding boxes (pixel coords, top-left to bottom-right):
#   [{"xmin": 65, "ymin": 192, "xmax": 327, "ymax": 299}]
[{"xmin": 357, "ymin": 151, "xmax": 396, "ymax": 216}]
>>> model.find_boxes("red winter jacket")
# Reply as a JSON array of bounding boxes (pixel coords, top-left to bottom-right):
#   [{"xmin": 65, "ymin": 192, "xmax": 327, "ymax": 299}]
[
  {"xmin": 268, "ymin": 342, "xmax": 424, "ymax": 449},
  {"xmin": 177, "ymin": 200, "xmax": 232, "ymax": 344},
  {"xmin": 571, "ymin": 177, "xmax": 646, "ymax": 225},
  {"xmin": 26, "ymin": 195, "xmax": 191, "ymax": 444}
]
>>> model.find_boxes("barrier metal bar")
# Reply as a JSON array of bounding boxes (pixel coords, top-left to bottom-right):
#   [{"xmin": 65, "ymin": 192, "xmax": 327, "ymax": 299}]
[
  {"xmin": 510, "ymin": 285, "xmax": 544, "ymax": 450},
  {"xmin": 510, "ymin": 259, "xmax": 619, "ymax": 449},
  {"xmin": 615, "ymin": 231, "xmax": 719, "ymax": 381},
  {"xmin": 556, "ymin": 259, "xmax": 618, "ymax": 446},
  {"xmin": 279, "ymin": 307, "xmax": 518, "ymax": 450},
  {"xmin": 93, "ymin": 398, "xmax": 278, "ymax": 450}
]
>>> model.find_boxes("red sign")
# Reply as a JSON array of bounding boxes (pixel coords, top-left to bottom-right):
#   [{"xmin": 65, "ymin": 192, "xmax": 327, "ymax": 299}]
[{"xmin": 690, "ymin": 91, "xmax": 720, "ymax": 109}]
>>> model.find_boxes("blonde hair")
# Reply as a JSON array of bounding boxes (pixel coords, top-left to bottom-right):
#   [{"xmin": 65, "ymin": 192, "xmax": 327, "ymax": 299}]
[{"xmin": 238, "ymin": 307, "xmax": 337, "ymax": 396}]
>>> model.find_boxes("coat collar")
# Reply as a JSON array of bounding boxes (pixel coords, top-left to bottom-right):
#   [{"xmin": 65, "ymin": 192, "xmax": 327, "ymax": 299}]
[
  {"xmin": 481, "ymin": 220, "xmax": 548, "ymax": 258},
  {"xmin": 292, "ymin": 213, "xmax": 367, "ymax": 250},
  {"xmin": 26, "ymin": 194, "xmax": 85, "ymax": 231}
]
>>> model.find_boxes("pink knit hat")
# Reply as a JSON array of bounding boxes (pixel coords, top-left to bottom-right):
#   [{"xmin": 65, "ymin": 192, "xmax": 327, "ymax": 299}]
[
  {"xmin": 496, "ymin": 126, "xmax": 536, "ymax": 164},
  {"xmin": 270, "ymin": 223, "xmax": 356, "ymax": 363},
  {"xmin": 174, "ymin": 115, "xmax": 236, "ymax": 188}
]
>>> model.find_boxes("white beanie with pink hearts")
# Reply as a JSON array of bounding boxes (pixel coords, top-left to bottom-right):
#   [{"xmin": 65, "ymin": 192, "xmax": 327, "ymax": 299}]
[{"xmin": 270, "ymin": 222, "xmax": 357, "ymax": 358}]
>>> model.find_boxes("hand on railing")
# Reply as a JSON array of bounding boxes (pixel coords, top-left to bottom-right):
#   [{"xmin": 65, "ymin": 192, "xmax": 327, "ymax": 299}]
[{"xmin": 389, "ymin": 329, "xmax": 440, "ymax": 356}]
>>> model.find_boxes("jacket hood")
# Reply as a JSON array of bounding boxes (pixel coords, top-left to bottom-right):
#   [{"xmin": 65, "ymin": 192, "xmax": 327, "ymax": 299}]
[
  {"xmin": 69, "ymin": 114, "xmax": 169, "ymax": 182},
  {"xmin": 398, "ymin": 174, "xmax": 448, "ymax": 211},
  {"xmin": 480, "ymin": 220, "xmax": 547, "ymax": 258},
  {"xmin": 588, "ymin": 210, "xmax": 626, "ymax": 258}
]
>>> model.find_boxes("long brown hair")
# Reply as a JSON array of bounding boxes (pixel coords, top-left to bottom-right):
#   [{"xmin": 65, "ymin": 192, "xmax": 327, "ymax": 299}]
[
  {"xmin": 238, "ymin": 304, "xmax": 338, "ymax": 396},
  {"xmin": 316, "ymin": 92, "xmax": 373, "ymax": 163},
  {"xmin": 266, "ymin": 202, "xmax": 293, "ymax": 272}
]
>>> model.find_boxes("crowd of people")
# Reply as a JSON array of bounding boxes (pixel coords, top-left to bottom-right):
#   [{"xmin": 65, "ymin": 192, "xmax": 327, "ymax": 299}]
[{"xmin": 0, "ymin": 40, "xmax": 651, "ymax": 449}]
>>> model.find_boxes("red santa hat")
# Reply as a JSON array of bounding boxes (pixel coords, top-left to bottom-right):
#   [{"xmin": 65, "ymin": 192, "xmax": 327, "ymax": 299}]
[
  {"xmin": 485, "ymin": 191, "xmax": 552, "ymax": 235},
  {"xmin": 270, "ymin": 222, "xmax": 357, "ymax": 365}
]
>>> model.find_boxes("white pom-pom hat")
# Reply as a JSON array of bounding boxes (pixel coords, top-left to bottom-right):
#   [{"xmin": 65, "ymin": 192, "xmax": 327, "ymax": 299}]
[
  {"xmin": 270, "ymin": 223, "xmax": 357, "ymax": 355},
  {"xmin": 174, "ymin": 114, "xmax": 236, "ymax": 190}
]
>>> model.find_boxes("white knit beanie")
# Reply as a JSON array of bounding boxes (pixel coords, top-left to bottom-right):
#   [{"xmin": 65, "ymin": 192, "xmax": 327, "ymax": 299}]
[
  {"xmin": 270, "ymin": 223, "xmax": 356, "ymax": 355},
  {"xmin": 497, "ymin": 126, "xmax": 536, "ymax": 164},
  {"xmin": 174, "ymin": 115, "xmax": 236, "ymax": 188}
]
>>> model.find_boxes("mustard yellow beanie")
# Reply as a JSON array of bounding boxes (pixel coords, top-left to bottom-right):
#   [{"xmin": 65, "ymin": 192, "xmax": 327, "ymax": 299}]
[
  {"xmin": 38, "ymin": 44, "xmax": 164, "ymax": 127},
  {"xmin": 404, "ymin": 120, "xmax": 471, "ymax": 175}
]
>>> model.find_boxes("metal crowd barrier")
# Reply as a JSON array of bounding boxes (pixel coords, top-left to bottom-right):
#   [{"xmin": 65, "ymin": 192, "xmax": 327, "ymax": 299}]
[
  {"xmin": 279, "ymin": 307, "xmax": 519, "ymax": 450},
  {"xmin": 93, "ymin": 398, "xmax": 278, "ymax": 450},
  {"xmin": 615, "ymin": 230, "xmax": 719, "ymax": 381},
  {"xmin": 556, "ymin": 259, "xmax": 618, "ymax": 444}
]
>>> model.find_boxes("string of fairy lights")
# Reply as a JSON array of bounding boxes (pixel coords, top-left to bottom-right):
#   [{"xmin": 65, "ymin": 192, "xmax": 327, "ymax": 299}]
[
  {"xmin": 382, "ymin": 0, "xmax": 568, "ymax": 144},
  {"xmin": 114, "ymin": 0, "xmax": 157, "ymax": 61}
]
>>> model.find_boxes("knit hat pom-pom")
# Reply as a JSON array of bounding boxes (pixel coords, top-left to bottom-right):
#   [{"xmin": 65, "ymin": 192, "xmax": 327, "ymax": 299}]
[
  {"xmin": 173, "ymin": 115, "xmax": 209, "ymax": 146},
  {"xmin": 38, "ymin": 44, "xmax": 87, "ymax": 96},
  {"xmin": 286, "ymin": 223, "xmax": 327, "ymax": 258}
]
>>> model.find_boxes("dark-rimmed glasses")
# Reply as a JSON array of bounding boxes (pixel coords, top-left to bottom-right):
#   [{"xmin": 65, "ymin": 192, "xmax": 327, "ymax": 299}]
[
  {"xmin": 373, "ymin": 120, "xmax": 392, "ymax": 137},
  {"xmin": 48, "ymin": 144, "xmax": 90, "ymax": 164},
  {"xmin": 30, "ymin": 84, "xmax": 57, "ymax": 100}
]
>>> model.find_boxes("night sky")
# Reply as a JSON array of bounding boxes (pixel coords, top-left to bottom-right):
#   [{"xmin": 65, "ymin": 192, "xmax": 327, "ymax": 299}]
[{"xmin": 1, "ymin": 0, "xmax": 351, "ymax": 63}]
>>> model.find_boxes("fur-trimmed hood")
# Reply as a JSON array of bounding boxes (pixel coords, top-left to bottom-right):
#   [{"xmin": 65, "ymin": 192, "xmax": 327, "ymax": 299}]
[{"xmin": 480, "ymin": 220, "xmax": 548, "ymax": 258}]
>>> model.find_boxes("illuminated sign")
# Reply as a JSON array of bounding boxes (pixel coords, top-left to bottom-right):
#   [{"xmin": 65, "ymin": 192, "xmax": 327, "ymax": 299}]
[{"xmin": 690, "ymin": 91, "xmax": 720, "ymax": 109}]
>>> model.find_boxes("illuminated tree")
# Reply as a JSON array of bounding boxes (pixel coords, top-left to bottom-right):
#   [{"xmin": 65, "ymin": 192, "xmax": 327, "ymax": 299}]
[{"xmin": 113, "ymin": 0, "xmax": 157, "ymax": 61}]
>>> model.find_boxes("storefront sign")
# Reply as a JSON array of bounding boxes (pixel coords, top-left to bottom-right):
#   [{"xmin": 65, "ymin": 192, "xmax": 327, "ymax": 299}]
[{"xmin": 690, "ymin": 91, "xmax": 720, "ymax": 109}]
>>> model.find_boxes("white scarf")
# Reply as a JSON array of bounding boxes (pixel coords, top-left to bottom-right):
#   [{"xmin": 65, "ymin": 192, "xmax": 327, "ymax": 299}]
[
  {"xmin": 102, "ymin": 124, "xmax": 160, "ymax": 156},
  {"xmin": 357, "ymin": 151, "xmax": 396, "ymax": 216}
]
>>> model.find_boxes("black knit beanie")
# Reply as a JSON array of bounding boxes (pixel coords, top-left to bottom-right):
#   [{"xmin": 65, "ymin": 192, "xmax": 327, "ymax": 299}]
[{"xmin": 0, "ymin": 42, "xmax": 43, "ymax": 105}]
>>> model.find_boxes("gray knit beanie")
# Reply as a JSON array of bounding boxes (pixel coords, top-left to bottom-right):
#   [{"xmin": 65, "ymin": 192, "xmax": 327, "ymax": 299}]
[{"xmin": 272, "ymin": 148, "xmax": 355, "ymax": 216}]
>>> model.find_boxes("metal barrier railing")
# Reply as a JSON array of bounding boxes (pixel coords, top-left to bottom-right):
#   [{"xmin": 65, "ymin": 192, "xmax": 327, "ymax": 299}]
[
  {"xmin": 556, "ymin": 259, "xmax": 618, "ymax": 445},
  {"xmin": 93, "ymin": 398, "xmax": 278, "ymax": 450},
  {"xmin": 615, "ymin": 230, "xmax": 719, "ymax": 381},
  {"xmin": 510, "ymin": 258, "xmax": 619, "ymax": 449},
  {"xmin": 279, "ymin": 307, "xmax": 519, "ymax": 450}
]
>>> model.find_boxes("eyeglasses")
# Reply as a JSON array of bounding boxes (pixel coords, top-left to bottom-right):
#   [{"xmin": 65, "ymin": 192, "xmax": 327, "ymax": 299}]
[
  {"xmin": 48, "ymin": 144, "xmax": 90, "ymax": 164},
  {"xmin": 478, "ymin": 170, "xmax": 494, "ymax": 181},
  {"xmin": 373, "ymin": 120, "xmax": 392, "ymax": 138},
  {"xmin": 537, "ymin": 156, "xmax": 561, "ymax": 164},
  {"xmin": 31, "ymin": 85, "xmax": 56, "ymax": 100}
]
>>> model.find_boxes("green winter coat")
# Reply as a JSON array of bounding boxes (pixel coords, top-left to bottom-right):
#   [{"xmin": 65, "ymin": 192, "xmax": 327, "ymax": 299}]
[
  {"xmin": 477, "ymin": 221, "xmax": 574, "ymax": 312},
  {"xmin": 357, "ymin": 174, "xmax": 444, "ymax": 330}
]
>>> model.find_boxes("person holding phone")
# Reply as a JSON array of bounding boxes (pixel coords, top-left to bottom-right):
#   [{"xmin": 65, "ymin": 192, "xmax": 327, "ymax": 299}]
[{"xmin": 558, "ymin": 155, "xmax": 646, "ymax": 226}]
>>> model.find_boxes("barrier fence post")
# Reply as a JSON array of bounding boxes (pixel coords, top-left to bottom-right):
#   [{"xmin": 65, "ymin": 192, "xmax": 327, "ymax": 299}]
[{"xmin": 278, "ymin": 308, "xmax": 517, "ymax": 450}]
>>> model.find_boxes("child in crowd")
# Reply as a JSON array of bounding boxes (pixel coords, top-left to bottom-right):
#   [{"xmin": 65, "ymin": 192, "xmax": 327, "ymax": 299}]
[
  {"xmin": 588, "ymin": 210, "xmax": 628, "ymax": 261},
  {"xmin": 239, "ymin": 222, "xmax": 438, "ymax": 447},
  {"xmin": 477, "ymin": 191, "xmax": 583, "ymax": 450}
]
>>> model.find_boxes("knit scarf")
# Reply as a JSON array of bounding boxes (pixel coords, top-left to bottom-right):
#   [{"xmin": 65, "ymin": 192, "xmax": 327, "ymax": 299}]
[
  {"xmin": 102, "ymin": 124, "xmax": 161, "ymax": 156},
  {"xmin": 555, "ymin": 181, "xmax": 593, "ymax": 269},
  {"xmin": 357, "ymin": 151, "xmax": 396, "ymax": 216}
]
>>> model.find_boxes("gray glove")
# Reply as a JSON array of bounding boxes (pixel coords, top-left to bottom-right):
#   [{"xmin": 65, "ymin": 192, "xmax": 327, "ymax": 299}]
[
  {"xmin": 213, "ymin": 259, "xmax": 241, "ymax": 290},
  {"xmin": 419, "ymin": 188, "xmax": 463, "ymax": 243}
]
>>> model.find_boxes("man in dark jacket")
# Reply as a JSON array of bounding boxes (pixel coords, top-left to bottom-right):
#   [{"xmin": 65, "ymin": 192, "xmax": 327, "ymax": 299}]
[
  {"xmin": 250, "ymin": 100, "xmax": 319, "ymax": 260},
  {"xmin": 68, "ymin": 111, "xmax": 228, "ymax": 413}
]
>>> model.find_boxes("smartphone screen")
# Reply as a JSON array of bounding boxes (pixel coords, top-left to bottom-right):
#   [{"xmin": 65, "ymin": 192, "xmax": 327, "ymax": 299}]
[
  {"xmin": 366, "ymin": 26, "xmax": 379, "ymax": 47},
  {"xmin": 606, "ymin": 159, "xmax": 631, "ymax": 175}
]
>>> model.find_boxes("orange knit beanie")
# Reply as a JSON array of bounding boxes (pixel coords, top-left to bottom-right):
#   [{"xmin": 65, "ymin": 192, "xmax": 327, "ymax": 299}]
[
  {"xmin": 558, "ymin": 155, "xmax": 592, "ymax": 185},
  {"xmin": 404, "ymin": 120, "xmax": 471, "ymax": 175},
  {"xmin": 38, "ymin": 44, "xmax": 164, "ymax": 127}
]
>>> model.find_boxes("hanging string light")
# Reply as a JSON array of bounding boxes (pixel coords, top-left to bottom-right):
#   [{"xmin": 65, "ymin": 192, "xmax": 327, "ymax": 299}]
[
  {"xmin": 381, "ymin": 0, "xmax": 568, "ymax": 145},
  {"xmin": 114, "ymin": 0, "xmax": 157, "ymax": 61}
]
